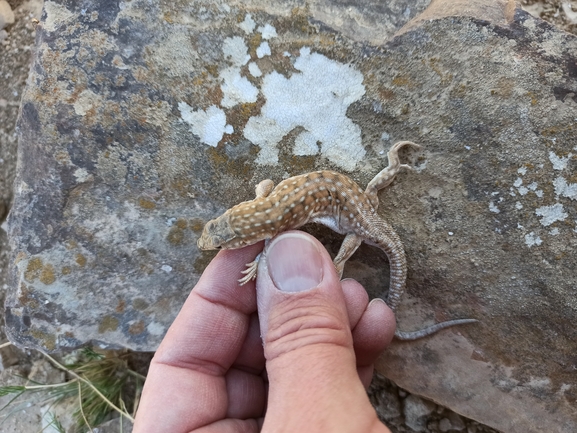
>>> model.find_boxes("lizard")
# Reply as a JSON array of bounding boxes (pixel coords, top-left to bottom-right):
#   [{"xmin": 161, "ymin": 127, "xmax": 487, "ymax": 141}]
[{"xmin": 197, "ymin": 141, "xmax": 477, "ymax": 340}]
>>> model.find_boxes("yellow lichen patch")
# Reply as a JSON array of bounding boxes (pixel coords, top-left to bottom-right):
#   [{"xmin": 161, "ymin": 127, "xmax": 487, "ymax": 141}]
[
  {"xmin": 189, "ymin": 218, "xmax": 205, "ymax": 232},
  {"xmin": 205, "ymin": 64, "xmax": 219, "ymax": 77},
  {"xmin": 29, "ymin": 328, "xmax": 56, "ymax": 351},
  {"xmin": 99, "ymin": 315, "xmax": 119, "ymax": 333},
  {"xmin": 248, "ymin": 32, "xmax": 262, "ymax": 56},
  {"xmin": 133, "ymin": 298, "xmax": 149, "ymax": 310},
  {"xmin": 129, "ymin": 321, "xmax": 145, "ymax": 335},
  {"xmin": 65, "ymin": 240, "xmax": 78, "ymax": 249},
  {"xmin": 40, "ymin": 264, "xmax": 56, "ymax": 285},
  {"xmin": 25, "ymin": 257, "xmax": 43, "ymax": 282},
  {"xmin": 167, "ymin": 227, "xmax": 185, "ymax": 245},
  {"xmin": 75, "ymin": 253, "xmax": 87, "ymax": 267},
  {"xmin": 176, "ymin": 218, "xmax": 188, "ymax": 229},
  {"xmin": 139, "ymin": 197, "xmax": 157, "ymax": 209}
]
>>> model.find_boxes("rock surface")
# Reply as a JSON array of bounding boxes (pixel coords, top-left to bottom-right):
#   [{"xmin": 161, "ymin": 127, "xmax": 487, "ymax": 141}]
[{"xmin": 6, "ymin": 0, "xmax": 577, "ymax": 432}]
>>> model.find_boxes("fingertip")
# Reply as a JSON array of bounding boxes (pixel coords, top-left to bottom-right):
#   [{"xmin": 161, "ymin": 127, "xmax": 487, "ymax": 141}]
[
  {"xmin": 341, "ymin": 279, "xmax": 369, "ymax": 328},
  {"xmin": 352, "ymin": 298, "xmax": 396, "ymax": 367}
]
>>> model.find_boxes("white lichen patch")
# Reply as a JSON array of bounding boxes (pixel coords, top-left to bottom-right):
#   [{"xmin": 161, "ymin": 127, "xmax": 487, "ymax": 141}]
[
  {"xmin": 525, "ymin": 232, "xmax": 542, "ymax": 247},
  {"xmin": 258, "ymin": 24, "xmax": 278, "ymax": 39},
  {"xmin": 73, "ymin": 168, "xmax": 91, "ymax": 183},
  {"xmin": 256, "ymin": 41, "xmax": 271, "ymax": 58},
  {"xmin": 43, "ymin": 1, "xmax": 76, "ymax": 32},
  {"xmin": 220, "ymin": 66, "xmax": 259, "ymax": 108},
  {"xmin": 535, "ymin": 203, "xmax": 567, "ymax": 226},
  {"xmin": 549, "ymin": 151, "xmax": 572, "ymax": 170},
  {"xmin": 553, "ymin": 176, "xmax": 577, "ymax": 200},
  {"xmin": 244, "ymin": 47, "xmax": 366, "ymax": 170},
  {"xmin": 73, "ymin": 89, "xmax": 102, "ymax": 116},
  {"xmin": 489, "ymin": 202, "xmax": 500, "ymax": 213},
  {"xmin": 248, "ymin": 62, "xmax": 262, "ymax": 77},
  {"xmin": 238, "ymin": 14, "xmax": 256, "ymax": 34},
  {"xmin": 222, "ymin": 36, "xmax": 251, "ymax": 66},
  {"xmin": 178, "ymin": 103, "xmax": 233, "ymax": 147}
]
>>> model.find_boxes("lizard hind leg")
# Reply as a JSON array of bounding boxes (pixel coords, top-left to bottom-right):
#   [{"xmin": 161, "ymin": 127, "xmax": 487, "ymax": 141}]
[
  {"xmin": 333, "ymin": 234, "xmax": 362, "ymax": 279},
  {"xmin": 365, "ymin": 141, "xmax": 422, "ymax": 206},
  {"xmin": 255, "ymin": 179, "xmax": 275, "ymax": 198}
]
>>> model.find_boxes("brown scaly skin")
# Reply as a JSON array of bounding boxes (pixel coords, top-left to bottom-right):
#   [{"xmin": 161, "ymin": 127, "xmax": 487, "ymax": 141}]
[{"xmin": 198, "ymin": 141, "xmax": 477, "ymax": 340}]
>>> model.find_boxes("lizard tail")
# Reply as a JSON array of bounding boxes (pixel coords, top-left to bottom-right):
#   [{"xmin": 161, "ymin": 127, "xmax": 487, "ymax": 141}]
[{"xmin": 394, "ymin": 318, "xmax": 478, "ymax": 340}]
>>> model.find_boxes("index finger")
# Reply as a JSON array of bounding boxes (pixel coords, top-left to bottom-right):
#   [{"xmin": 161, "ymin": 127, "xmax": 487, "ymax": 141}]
[{"xmin": 134, "ymin": 243, "xmax": 263, "ymax": 432}]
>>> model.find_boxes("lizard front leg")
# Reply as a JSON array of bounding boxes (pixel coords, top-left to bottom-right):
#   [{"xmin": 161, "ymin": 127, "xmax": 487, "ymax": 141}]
[{"xmin": 238, "ymin": 179, "xmax": 276, "ymax": 285}]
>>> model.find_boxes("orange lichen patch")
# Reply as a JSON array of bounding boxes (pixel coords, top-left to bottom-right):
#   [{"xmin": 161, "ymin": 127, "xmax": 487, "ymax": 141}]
[
  {"xmin": 19, "ymin": 283, "xmax": 39, "ymax": 309},
  {"xmin": 25, "ymin": 257, "xmax": 43, "ymax": 282},
  {"xmin": 139, "ymin": 197, "xmax": 157, "ymax": 209},
  {"xmin": 15, "ymin": 251, "xmax": 26, "ymax": 265},
  {"xmin": 62, "ymin": 266, "xmax": 71, "ymax": 275},
  {"xmin": 129, "ymin": 321, "xmax": 145, "ymax": 335},
  {"xmin": 99, "ymin": 315, "xmax": 119, "ymax": 333},
  {"xmin": 378, "ymin": 87, "xmax": 396, "ymax": 100},
  {"xmin": 75, "ymin": 253, "xmax": 87, "ymax": 267},
  {"xmin": 206, "ymin": 85, "xmax": 224, "ymax": 105},
  {"xmin": 189, "ymin": 218, "xmax": 205, "ymax": 232},
  {"xmin": 40, "ymin": 264, "xmax": 56, "ymax": 285},
  {"xmin": 391, "ymin": 75, "xmax": 415, "ymax": 88},
  {"xmin": 116, "ymin": 299, "xmax": 126, "ymax": 313},
  {"xmin": 167, "ymin": 227, "xmax": 184, "ymax": 245}
]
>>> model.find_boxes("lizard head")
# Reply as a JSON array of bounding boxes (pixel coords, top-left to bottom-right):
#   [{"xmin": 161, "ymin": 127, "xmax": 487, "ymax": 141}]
[{"xmin": 197, "ymin": 211, "xmax": 248, "ymax": 250}]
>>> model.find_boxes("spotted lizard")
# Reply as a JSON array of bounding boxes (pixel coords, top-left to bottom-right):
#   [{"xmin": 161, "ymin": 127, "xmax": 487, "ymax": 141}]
[{"xmin": 197, "ymin": 141, "xmax": 477, "ymax": 340}]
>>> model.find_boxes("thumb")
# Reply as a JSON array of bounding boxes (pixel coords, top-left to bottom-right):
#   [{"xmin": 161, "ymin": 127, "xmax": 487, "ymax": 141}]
[{"xmin": 256, "ymin": 231, "xmax": 378, "ymax": 429}]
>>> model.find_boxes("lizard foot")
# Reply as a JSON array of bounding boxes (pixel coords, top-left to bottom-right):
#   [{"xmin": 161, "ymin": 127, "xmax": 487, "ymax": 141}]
[{"xmin": 238, "ymin": 253, "xmax": 261, "ymax": 285}]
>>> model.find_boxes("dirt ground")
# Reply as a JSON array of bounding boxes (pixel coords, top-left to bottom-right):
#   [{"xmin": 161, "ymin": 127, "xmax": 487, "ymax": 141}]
[{"xmin": 0, "ymin": 0, "xmax": 575, "ymax": 431}]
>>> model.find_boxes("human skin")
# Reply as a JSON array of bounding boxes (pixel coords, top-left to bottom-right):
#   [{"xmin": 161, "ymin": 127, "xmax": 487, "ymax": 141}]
[{"xmin": 133, "ymin": 230, "xmax": 395, "ymax": 432}]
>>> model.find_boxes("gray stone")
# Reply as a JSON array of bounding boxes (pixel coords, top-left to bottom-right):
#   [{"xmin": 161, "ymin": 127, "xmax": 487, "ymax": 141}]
[
  {"xmin": 439, "ymin": 412, "xmax": 466, "ymax": 432},
  {"xmin": 403, "ymin": 394, "xmax": 436, "ymax": 432},
  {"xmin": 0, "ymin": 0, "xmax": 14, "ymax": 31},
  {"xmin": 5, "ymin": 0, "xmax": 577, "ymax": 432}
]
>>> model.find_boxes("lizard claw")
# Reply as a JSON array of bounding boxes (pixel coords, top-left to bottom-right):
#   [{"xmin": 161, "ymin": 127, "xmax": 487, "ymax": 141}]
[{"xmin": 238, "ymin": 255, "xmax": 260, "ymax": 285}]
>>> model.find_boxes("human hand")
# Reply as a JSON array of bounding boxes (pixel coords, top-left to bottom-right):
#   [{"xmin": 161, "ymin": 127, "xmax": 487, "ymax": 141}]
[{"xmin": 133, "ymin": 230, "xmax": 395, "ymax": 432}]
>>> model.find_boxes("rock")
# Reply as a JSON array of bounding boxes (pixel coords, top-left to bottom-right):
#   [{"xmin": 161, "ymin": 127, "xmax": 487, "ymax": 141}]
[
  {"xmin": 6, "ymin": 0, "xmax": 577, "ymax": 432},
  {"xmin": 0, "ymin": 0, "xmax": 14, "ymax": 30},
  {"xmin": 0, "ymin": 343, "xmax": 20, "ymax": 369},
  {"xmin": 403, "ymin": 394, "xmax": 436, "ymax": 432},
  {"xmin": 439, "ymin": 412, "xmax": 467, "ymax": 432}
]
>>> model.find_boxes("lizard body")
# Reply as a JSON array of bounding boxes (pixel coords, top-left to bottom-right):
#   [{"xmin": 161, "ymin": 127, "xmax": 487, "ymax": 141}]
[{"xmin": 197, "ymin": 141, "xmax": 476, "ymax": 340}]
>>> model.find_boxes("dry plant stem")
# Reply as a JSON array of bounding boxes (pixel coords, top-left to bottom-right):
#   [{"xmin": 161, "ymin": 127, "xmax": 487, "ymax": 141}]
[
  {"xmin": 38, "ymin": 349, "xmax": 135, "ymax": 423},
  {"xmin": 78, "ymin": 380, "xmax": 95, "ymax": 433}
]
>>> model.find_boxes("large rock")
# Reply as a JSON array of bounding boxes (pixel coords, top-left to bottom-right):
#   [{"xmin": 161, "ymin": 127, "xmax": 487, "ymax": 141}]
[{"xmin": 6, "ymin": 0, "xmax": 577, "ymax": 431}]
